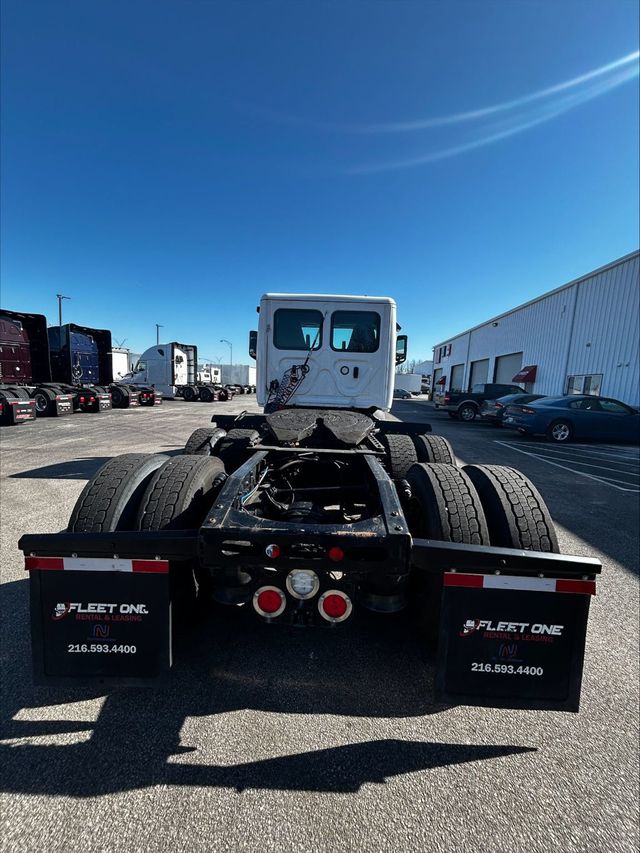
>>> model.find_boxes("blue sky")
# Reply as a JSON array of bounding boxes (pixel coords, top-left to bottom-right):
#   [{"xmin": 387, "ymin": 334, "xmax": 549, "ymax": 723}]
[{"xmin": 1, "ymin": 0, "xmax": 638, "ymax": 364}]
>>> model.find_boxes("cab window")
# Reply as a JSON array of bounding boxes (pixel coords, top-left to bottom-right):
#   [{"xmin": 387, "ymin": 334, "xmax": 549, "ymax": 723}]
[
  {"xmin": 331, "ymin": 310, "xmax": 380, "ymax": 352},
  {"xmin": 274, "ymin": 309, "xmax": 323, "ymax": 350}
]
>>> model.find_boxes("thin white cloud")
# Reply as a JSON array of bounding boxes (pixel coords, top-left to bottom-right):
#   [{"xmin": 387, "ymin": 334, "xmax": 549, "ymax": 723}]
[
  {"xmin": 356, "ymin": 50, "xmax": 639, "ymax": 133},
  {"xmin": 350, "ymin": 62, "xmax": 638, "ymax": 173}
]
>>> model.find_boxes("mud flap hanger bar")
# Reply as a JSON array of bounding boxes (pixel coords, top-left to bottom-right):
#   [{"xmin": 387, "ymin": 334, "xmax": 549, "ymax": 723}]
[
  {"xmin": 410, "ymin": 539, "xmax": 601, "ymax": 579},
  {"xmin": 19, "ymin": 530, "xmax": 199, "ymax": 561}
]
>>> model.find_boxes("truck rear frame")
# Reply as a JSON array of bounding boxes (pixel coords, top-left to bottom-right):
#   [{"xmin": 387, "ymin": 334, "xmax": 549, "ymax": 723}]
[{"xmin": 19, "ymin": 408, "xmax": 601, "ymax": 712}]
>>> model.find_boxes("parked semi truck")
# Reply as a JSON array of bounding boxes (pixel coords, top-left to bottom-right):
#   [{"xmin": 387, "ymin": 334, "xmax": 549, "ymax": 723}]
[
  {"xmin": 122, "ymin": 342, "xmax": 232, "ymax": 401},
  {"xmin": 0, "ymin": 311, "xmax": 74, "ymax": 424},
  {"xmin": 48, "ymin": 324, "xmax": 160, "ymax": 410},
  {"xmin": 20, "ymin": 293, "xmax": 600, "ymax": 713},
  {"xmin": 197, "ymin": 366, "xmax": 222, "ymax": 385}
]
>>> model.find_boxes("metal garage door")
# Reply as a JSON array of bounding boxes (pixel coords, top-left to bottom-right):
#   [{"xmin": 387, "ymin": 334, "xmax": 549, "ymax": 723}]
[
  {"xmin": 494, "ymin": 352, "xmax": 523, "ymax": 384},
  {"xmin": 469, "ymin": 359, "xmax": 489, "ymax": 388},
  {"xmin": 450, "ymin": 364, "xmax": 465, "ymax": 392}
]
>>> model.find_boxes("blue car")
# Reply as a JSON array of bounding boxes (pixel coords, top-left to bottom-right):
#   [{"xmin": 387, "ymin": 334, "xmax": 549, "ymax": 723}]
[{"xmin": 503, "ymin": 395, "xmax": 640, "ymax": 443}]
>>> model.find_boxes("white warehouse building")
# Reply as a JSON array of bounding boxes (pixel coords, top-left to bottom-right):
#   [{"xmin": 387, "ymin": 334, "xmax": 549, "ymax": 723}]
[{"xmin": 432, "ymin": 251, "xmax": 639, "ymax": 407}]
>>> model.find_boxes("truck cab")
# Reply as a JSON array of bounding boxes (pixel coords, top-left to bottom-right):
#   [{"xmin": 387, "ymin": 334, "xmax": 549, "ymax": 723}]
[
  {"xmin": 124, "ymin": 343, "xmax": 197, "ymax": 398},
  {"xmin": 254, "ymin": 294, "xmax": 407, "ymax": 412}
]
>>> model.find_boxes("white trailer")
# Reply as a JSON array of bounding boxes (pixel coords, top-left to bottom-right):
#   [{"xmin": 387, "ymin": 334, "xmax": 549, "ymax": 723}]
[
  {"xmin": 111, "ymin": 348, "xmax": 131, "ymax": 380},
  {"xmin": 221, "ymin": 364, "xmax": 256, "ymax": 388},
  {"xmin": 395, "ymin": 373, "xmax": 422, "ymax": 394}
]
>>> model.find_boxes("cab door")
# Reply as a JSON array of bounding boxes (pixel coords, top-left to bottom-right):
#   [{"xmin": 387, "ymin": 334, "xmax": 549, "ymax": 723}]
[{"xmin": 330, "ymin": 308, "xmax": 387, "ymax": 402}]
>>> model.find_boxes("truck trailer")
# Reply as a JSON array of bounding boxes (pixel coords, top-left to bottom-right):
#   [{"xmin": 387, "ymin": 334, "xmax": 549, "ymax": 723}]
[
  {"xmin": 394, "ymin": 372, "xmax": 422, "ymax": 395},
  {"xmin": 48, "ymin": 324, "xmax": 160, "ymax": 411},
  {"xmin": 0, "ymin": 311, "xmax": 74, "ymax": 424},
  {"xmin": 20, "ymin": 294, "xmax": 600, "ymax": 712},
  {"xmin": 220, "ymin": 364, "xmax": 256, "ymax": 394},
  {"xmin": 122, "ymin": 342, "xmax": 232, "ymax": 402}
]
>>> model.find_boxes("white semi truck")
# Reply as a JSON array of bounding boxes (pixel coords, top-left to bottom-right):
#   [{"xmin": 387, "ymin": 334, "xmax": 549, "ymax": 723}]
[
  {"xmin": 21, "ymin": 293, "xmax": 600, "ymax": 713},
  {"xmin": 123, "ymin": 342, "xmax": 231, "ymax": 402}
]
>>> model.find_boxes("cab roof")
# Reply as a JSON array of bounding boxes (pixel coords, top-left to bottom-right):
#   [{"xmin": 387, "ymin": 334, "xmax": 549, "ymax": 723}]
[{"xmin": 260, "ymin": 293, "xmax": 396, "ymax": 306}]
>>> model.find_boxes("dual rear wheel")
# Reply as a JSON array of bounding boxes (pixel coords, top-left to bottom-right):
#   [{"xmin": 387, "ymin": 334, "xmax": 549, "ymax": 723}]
[
  {"xmin": 68, "ymin": 454, "xmax": 228, "ymax": 615},
  {"xmin": 382, "ymin": 433, "xmax": 457, "ymax": 479}
]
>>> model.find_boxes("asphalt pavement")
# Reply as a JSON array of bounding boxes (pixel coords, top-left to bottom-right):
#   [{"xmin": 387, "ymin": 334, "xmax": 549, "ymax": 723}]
[{"xmin": 1, "ymin": 397, "xmax": 638, "ymax": 852}]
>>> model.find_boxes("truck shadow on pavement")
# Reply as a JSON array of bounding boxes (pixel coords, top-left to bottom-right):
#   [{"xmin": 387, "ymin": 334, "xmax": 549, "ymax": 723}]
[
  {"xmin": 0, "ymin": 578, "xmax": 535, "ymax": 796},
  {"xmin": 10, "ymin": 451, "xmax": 185, "ymax": 481},
  {"xmin": 9, "ymin": 458, "xmax": 114, "ymax": 480}
]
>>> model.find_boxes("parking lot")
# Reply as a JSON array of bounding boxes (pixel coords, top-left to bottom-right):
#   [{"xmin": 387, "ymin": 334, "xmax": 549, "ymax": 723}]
[{"xmin": 1, "ymin": 399, "xmax": 638, "ymax": 852}]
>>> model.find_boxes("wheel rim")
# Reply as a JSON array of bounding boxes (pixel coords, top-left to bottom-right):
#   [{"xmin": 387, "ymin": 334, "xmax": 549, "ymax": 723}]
[
  {"xmin": 552, "ymin": 423, "xmax": 570, "ymax": 441},
  {"xmin": 34, "ymin": 393, "xmax": 48, "ymax": 412},
  {"xmin": 460, "ymin": 407, "xmax": 475, "ymax": 421}
]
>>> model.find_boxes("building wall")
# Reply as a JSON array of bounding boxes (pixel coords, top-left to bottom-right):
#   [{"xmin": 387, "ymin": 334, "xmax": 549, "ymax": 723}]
[
  {"xmin": 566, "ymin": 253, "xmax": 639, "ymax": 405},
  {"xmin": 431, "ymin": 252, "xmax": 639, "ymax": 406}
]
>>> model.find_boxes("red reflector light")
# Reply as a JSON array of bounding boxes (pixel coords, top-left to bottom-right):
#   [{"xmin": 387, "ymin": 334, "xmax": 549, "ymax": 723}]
[
  {"xmin": 89, "ymin": 397, "xmax": 96, "ymax": 403},
  {"xmin": 444, "ymin": 395, "xmax": 451, "ymax": 403},
  {"xmin": 328, "ymin": 546, "xmax": 344, "ymax": 562},
  {"xmin": 253, "ymin": 585, "xmax": 286, "ymax": 618},
  {"xmin": 495, "ymin": 402, "xmax": 504, "ymax": 408},
  {"xmin": 79, "ymin": 396, "xmax": 85, "ymax": 403},
  {"xmin": 265, "ymin": 543, "xmax": 281, "ymax": 558},
  {"xmin": 257, "ymin": 589, "xmax": 282, "ymax": 613},
  {"xmin": 318, "ymin": 590, "xmax": 352, "ymax": 623},
  {"xmin": 323, "ymin": 594, "xmax": 347, "ymax": 618}
]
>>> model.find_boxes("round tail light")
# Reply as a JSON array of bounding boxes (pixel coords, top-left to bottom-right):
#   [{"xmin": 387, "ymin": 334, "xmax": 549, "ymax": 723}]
[
  {"xmin": 253, "ymin": 586, "xmax": 286, "ymax": 618},
  {"xmin": 318, "ymin": 590, "xmax": 352, "ymax": 623}
]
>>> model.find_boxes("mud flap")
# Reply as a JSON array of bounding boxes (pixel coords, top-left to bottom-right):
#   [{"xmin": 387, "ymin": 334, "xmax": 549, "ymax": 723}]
[
  {"xmin": 55, "ymin": 395, "xmax": 74, "ymax": 416},
  {"xmin": 9, "ymin": 399, "xmax": 37, "ymax": 423},
  {"xmin": 27, "ymin": 557, "xmax": 171, "ymax": 687},
  {"xmin": 435, "ymin": 573, "xmax": 595, "ymax": 712}
]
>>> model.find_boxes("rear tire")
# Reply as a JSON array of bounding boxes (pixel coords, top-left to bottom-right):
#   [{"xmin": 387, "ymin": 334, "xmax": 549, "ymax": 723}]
[
  {"xmin": 463, "ymin": 464, "xmax": 559, "ymax": 552},
  {"xmin": 182, "ymin": 386, "xmax": 197, "ymax": 402},
  {"xmin": 458, "ymin": 403, "xmax": 477, "ymax": 422},
  {"xmin": 546, "ymin": 420, "xmax": 573, "ymax": 443},
  {"xmin": 406, "ymin": 463, "xmax": 489, "ymax": 545},
  {"xmin": 381, "ymin": 433, "xmax": 419, "ymax": 479},
  {"xmin": 413, "ymin": 434, "xmax": 457, "ymax": 465},
  {"xmin": 216, "ymin": 428, "xmax": 260, "ymax": 472},
  {"xmin": 218, "ymin": 388, "xmax": 230, "ymax": 402},
  {"xmin": 135, "ymin": 456, "xmax": 228, "ymax": 617},
  {"xmin": 110, "ymin": 385, "xmax": 127, "ymax": 408},
  {"xmin": 68, "ymin": 453, "xmax": 169, "ymax": 532},
  {"xmin": 33, "ymin": 387, "xmax": 56, "ymax": 416},
  {"xmin": 406, "ymin": 463, "xmax": 489, "ymax": 644},
  {"xmin": 184, "ymin": 427, "xmax": 227, "ymax": 455},
  {"xmin": 198, "ymin": 386, "xmax": 214, "ymax": 402}
]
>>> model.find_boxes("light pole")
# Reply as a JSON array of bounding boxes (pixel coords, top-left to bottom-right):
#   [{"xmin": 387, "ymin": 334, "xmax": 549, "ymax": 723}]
[
  {"xmin": 156, "ymin": 324, "xmax": 163, "ymax": 345},
  {"xmin": 56, "ymin": 294, "xmax": 70, "ymax": 327},
  {"xmin": 220, "ymin": 339, "xmax": 232, "ymax": 370}
]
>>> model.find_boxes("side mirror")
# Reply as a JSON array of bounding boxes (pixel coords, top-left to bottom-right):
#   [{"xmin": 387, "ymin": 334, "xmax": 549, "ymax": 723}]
[
  {"xmin": 249, "ymin": 330, "xmax": 257, "ymax": 360},
  {"xmin": 395, "ymin": 335, "xmax": 407, "ymax": 365}
]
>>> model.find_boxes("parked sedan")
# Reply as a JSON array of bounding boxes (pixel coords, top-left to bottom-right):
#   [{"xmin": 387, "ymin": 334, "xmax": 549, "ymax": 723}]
[
  {"xmin": 503, "ymin": 395, "xmax": 640, "ymax": 443},
  {"xmin": 481, "ymin": 393, "xmax": 546, "ymax": 426}
]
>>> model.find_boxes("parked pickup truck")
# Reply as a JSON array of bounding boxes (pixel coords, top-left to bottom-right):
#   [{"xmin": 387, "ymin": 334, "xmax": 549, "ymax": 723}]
[{"xmin": 436, "ymin": 383, "xmax": 525, "ymax": 422}]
